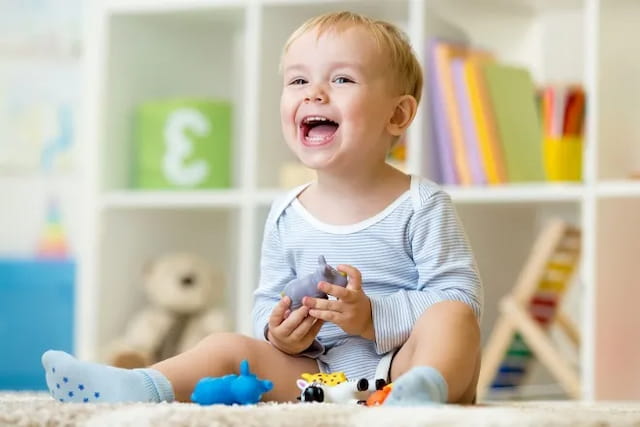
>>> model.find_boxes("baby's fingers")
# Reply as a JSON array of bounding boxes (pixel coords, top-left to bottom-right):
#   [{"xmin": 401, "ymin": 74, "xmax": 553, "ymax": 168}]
[
  {"xmin": 268, "ymin": 296, "xmax": 291, "ymax": 329},
  {"xmin": 279, "ymin": 306, "xmax": 310, "ymax": 336},
  {"xmin": 306, "ymin": 318, "xmax": 324, "ymax": 339},
  {"xmin": 289, "ymin": 315, "xmax": 317, "ymax": 341},
  {"xmin": 338, "ymin": 264, "xmax": 362, "ymax": 291}
]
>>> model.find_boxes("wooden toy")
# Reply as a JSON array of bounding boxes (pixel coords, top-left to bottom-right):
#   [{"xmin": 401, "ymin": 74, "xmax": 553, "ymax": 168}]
[{"xmin": 477, "ymin": 219, "xmax": 581, "ymax": 400}]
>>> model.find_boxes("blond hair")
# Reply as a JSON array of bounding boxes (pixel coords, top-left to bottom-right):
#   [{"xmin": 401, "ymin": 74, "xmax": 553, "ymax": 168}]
[{"xmin": 282, "ymin": 11, "xmax": 423, "ymax": 104}]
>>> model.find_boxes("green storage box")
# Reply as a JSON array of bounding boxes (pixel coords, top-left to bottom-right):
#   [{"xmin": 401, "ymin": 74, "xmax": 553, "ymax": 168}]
[{"xmin": 134, "ymin": 99, "xmax": 231, "ymax": 189}]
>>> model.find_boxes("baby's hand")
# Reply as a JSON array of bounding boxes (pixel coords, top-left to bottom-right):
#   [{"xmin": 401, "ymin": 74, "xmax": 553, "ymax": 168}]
[
  {"xmin": 303, "ymin": 264, "xmax": 375, "ymax": 340},
  {"xmin": 267, "ymin": 296, "xmax": 324, "ymax": 355}
]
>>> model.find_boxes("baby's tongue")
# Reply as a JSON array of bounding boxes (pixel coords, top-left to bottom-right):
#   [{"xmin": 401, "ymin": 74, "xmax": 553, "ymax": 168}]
[{"xmin": 308, "ymin": 124, "xmax": 337, "ymax": 138}]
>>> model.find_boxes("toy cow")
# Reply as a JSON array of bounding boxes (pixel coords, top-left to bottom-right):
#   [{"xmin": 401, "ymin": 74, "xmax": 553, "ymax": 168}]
[
  {"xmin": 191, "ymin": 359, "xmax": 273, "ymax": 405},
  {"xmin": 282, "ymin": 255, "xmax": 348, "ymax": 310}
]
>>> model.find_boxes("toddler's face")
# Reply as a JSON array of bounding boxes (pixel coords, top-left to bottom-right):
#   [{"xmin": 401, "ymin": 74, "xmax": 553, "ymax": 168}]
[{"xmin": 280, "ymin": 26, "xmax": 398, "ymax": 173}]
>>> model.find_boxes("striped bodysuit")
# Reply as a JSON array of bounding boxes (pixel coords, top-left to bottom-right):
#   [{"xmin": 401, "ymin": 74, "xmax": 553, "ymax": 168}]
[{"xmin": 252, "ymin": 175, "xmax": 483, "ymax": 380}]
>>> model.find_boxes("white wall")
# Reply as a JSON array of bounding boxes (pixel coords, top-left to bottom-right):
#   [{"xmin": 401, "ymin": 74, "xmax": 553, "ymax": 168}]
[{"xmin": 0, "ymin": 1, "xmax": 83, "ymax": 257}]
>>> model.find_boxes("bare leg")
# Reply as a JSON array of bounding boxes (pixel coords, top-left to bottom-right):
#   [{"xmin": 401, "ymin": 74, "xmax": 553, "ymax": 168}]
[
  {"xmin": 389, "ymin": 301, "xmax": 481, "ymax": 403},
  {"xmin": 153, "ymin": 332, "xmax": 319, "ymax": 402}
]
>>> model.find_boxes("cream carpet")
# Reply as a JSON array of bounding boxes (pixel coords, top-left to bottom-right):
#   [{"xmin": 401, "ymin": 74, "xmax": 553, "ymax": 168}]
[{"xmin": 2, "ymin": 392, "xmax": 640, "ymax": 426}]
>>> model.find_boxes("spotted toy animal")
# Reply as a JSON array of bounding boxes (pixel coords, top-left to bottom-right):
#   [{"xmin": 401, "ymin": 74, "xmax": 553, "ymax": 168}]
[
  {"xmin": 300, "ymin": 372, "xmax": 348, "ymax": 387},
  {"xmin": 297, "ymin": 378, "xmax": 377, "ymax": 404}
]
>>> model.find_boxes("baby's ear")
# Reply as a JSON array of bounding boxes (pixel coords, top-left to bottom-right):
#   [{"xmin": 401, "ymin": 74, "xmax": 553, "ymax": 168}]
[{"xmin": 387, "ymin": 95, "xmax": 417, "ymax": 136}]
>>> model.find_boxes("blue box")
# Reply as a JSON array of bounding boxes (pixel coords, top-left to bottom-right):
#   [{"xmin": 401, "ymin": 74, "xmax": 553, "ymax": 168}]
[{"xmin": 0, "ymin": 259, "xmax": 75, "ymax": 390}]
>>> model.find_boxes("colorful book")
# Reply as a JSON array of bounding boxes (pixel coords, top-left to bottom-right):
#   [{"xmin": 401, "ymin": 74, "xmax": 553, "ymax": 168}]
[
  {"xmin": 431, "ymin": 40, "xmax": 473, "ymax": 185},
  {"xmin": 483, "ymin": 64, "xmax": 545, "ymax": 182},
  {"xmin": 428, "ymin": 40, "xmax": 457, "ymax": 185},
  {"xmin": 463, "ymin": 53, "xmax": 507, "ymax": 184},
  {"xmin": 451, "ymin": 57, "xmax": 486, "ymax": 185}
]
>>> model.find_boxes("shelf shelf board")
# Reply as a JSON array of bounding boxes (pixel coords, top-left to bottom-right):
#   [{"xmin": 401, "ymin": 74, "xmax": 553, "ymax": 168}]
[
  {"xmin": 596, "ymin": 180, "xmax": 640, "ymax": 198},
  {"xmin": 254, "ymin": 183, "xmax": 585, "ymax": 207},
  {"xmin": 255, "ymin": 189, "xmax": 289, "ymax": 206},
  {"xmin": 105, "ymin": 0, "xmax": 246, "ymax": 15},
  {"xmin": 100, "ymin": 190, "xmax": 244, "ymax": 209},
  {"xmin": 429, "ymin": 0, "xmax": 583, "ymax": 15},
  {"xmin": 445, "ymin": 183, "xmax": 585, "ymax": 204},
  {"xmin": 100, "ymin": 183, "xmax": 586, "ymax": 211}
]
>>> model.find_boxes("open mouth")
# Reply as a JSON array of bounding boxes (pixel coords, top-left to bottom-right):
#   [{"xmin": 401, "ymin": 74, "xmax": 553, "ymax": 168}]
[{"xmin": 300, "ymin": 116, "xmax": 339, "ymax": 145}]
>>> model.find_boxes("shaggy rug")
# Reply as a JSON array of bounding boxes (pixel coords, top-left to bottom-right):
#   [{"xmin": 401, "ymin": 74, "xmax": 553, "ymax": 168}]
[{"xmin": 2, "ymin": 392, "xmax": 640, "ymax": 426}]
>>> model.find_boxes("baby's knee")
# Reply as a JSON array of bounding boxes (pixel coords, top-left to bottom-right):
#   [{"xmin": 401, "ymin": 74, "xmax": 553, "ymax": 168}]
[
  {"xmin": 445, "ymin": 301, "xmax": 477, "ymax": 325},
  {"xmin": 417, "ymin": 301, "xmax": 479, "ymax": 333},
  {"xmin": 421, "ymin": 301, "xmax": 477, "ymax": 323},
  {"xmin": 196, "ymin": 332, "xmax": 257, "ymax": 355}
]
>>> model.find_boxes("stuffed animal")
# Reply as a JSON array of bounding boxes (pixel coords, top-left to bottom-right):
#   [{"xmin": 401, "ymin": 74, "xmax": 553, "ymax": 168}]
[{"xmin": 108, "ymin": 252, "xmax": 228, "ymax": 368}]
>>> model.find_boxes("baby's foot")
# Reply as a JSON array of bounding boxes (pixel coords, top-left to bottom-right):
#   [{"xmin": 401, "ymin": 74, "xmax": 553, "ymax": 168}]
[
  {"xmin": 42, "ymin": 350, "xmax": 174, "ymax": 403},
  {"xmin": 384, "ymin": 366, "xmax": 448, "ymax": 406}
]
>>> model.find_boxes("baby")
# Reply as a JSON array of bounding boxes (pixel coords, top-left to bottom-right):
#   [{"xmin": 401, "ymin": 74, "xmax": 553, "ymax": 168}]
[{"xmin": 42, "ymin": 11, "xmax": 482, "ymax": 405}]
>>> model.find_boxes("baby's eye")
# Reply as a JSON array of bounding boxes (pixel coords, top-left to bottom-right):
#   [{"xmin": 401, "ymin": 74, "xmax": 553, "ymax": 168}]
[
  {"xmin": 333, "ymin": 76, "xmax": 354, "ymax": 84},
  {"xmin": 289, "ymin": 78, "xmax": 307, "ymax": 85}
]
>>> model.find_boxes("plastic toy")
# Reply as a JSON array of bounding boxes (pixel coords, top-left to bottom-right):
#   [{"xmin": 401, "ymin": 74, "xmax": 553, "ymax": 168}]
[
  {"xmin": 191, "ymin": 359, "xmax": 273, "ymax": 405},
  {"xmin": 297, "ymin": 378, "xmax": 375, "ymax": 404},
  {"xmin": 366, "ymin": 382, "xmax": 393, "ymax": 406},
  {"xmin": 282, "ymin": 255, "xmax": 348, "ymax": 310},
  {"xmin": 300, "ymin": 371, "xmax": 348, "ymax": 387},
  {"xmin": 478, "ymin": 220, "xmax": 582, "ymax": 400}
]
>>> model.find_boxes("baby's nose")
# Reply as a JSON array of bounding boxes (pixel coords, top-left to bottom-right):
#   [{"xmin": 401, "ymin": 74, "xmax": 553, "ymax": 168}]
[{"xmin": 304, "ymin": 87, "xmax": 328, "ymax": 103}]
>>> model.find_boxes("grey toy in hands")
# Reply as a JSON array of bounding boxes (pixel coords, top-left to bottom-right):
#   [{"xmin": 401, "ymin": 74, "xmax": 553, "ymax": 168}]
[{"xmin": 282, "ymin": 256, "xmax": 348, "ymax": 310}]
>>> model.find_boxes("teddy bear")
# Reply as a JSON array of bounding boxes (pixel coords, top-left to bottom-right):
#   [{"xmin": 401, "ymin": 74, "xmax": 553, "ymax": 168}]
[{"xmin": 108, "ymin": 252, "xmax": 228, "ymax": 368}]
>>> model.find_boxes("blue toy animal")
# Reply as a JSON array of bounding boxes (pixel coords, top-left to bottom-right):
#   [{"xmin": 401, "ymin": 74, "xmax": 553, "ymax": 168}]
[
  {"xmin": 191, "ymin": 359, "xmax": 273, "ymax": 405},
  {"xmin": 282, "ymin": 255, "xmax": 348, "ymax": 310}
]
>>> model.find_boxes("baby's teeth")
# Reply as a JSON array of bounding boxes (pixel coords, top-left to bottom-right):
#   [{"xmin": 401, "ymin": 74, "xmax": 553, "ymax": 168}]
[{"xmin": 305, "ymin": 116, "xmax": 327, "ymax": 123}]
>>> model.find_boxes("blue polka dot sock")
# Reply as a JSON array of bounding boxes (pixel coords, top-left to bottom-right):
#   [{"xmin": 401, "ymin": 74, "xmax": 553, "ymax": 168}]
[
  {"xmin": 384, "ymin": 366, "xmax": 448, "ymax": 406},
  {"xmin": 42, "ymin": 350, "xmax": 174, "ymax": 403}
]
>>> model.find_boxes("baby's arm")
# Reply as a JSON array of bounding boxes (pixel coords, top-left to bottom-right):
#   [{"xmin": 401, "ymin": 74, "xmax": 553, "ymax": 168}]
[{"xmin": 370, "ymin": 190, "xmax": 482, "ymax": 355}]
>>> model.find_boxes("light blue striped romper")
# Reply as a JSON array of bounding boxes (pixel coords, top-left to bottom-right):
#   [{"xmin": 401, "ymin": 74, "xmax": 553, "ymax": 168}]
[{"xmin": 252, "ymin": 175, "xmax": 483, "ymax": 381}]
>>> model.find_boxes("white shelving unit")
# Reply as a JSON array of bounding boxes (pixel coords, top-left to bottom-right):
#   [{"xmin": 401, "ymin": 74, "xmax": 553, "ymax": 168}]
[{"xmin": 80, "ymin": 0, "xmax": 640, "ymax": 401}]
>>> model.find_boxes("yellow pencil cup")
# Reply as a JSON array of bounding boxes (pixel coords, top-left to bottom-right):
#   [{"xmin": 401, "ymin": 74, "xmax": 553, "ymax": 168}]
[{"xmin": 543, "ymin": 136, "xmax": 583, "ymax": 182}]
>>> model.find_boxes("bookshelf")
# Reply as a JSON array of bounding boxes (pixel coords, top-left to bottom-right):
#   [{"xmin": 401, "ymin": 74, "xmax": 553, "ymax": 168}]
[{"xmin": 80, "ymin": 0, "xmax": 640, "ymax": 401}]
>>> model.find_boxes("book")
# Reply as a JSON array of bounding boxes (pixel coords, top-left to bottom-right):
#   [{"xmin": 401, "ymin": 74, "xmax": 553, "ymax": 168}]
[
  {"xmin": 463, "ymin": 53, "xmax": 507, "ymax": 184},
  {"xmin": 431, "ymin": 40, "xmax": 473, "ymax": 185},
  {"xmin": 451, "ymin": 57, "xmax": 486, "ymax": 185},
  {"xmin": 428, "ymin": 40, "xmax": 458, "ymax": 185},
  {"xmin": 483, "ymin": 64, "xmax": 545, "ymax": 182}
]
